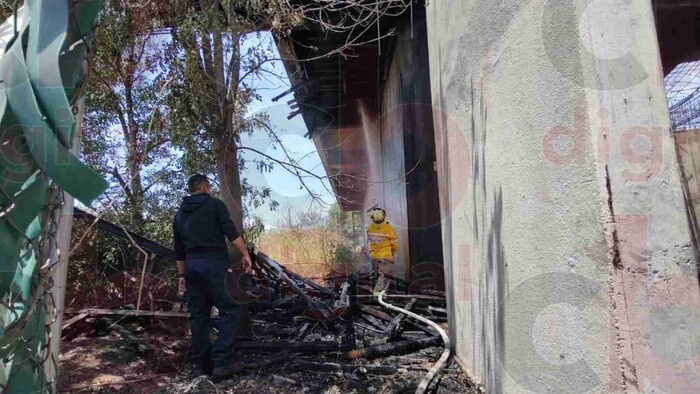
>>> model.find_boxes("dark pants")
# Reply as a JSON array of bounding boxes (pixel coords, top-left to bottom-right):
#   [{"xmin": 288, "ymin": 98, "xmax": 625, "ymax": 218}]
[{"xmin": 185, "ymin": 255, "xmax": 240, "ymax": 369}]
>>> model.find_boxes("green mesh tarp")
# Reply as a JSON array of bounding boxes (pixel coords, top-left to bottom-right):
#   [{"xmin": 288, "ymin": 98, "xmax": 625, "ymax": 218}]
[{"xmin": 0, "ymin": 1, "xmax": 107, "ymax": 393}]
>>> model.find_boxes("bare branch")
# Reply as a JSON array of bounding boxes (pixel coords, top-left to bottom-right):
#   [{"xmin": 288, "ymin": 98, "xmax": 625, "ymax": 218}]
[{"xmin": 111, "ymin": 166, "xmax": 135, "ymax": 203}]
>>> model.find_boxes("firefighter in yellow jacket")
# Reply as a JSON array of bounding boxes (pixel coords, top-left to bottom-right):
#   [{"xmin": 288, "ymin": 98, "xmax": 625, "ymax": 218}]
[{"xmin": 366, "ymin": 207, "xmax": 398, "ymax": 295}]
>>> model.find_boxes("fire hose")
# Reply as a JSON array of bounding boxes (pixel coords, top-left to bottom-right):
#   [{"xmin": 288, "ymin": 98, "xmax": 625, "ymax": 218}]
[{"xmin": 378, "ymin": 288, "xmax": 451, "ymax": 394}]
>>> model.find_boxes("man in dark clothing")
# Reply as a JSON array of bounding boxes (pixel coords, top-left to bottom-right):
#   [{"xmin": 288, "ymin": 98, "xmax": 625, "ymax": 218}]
[{"xmin": 173, "ymin": 174, "xmax": 252, "ymax": 381}]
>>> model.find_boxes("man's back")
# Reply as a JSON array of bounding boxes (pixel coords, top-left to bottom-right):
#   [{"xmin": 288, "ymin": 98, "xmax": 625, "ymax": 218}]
[
  {"xmin": 173, "ymin": 175, "xmax": 251, "ymax": 380},
  {"xmin": 173, "ymin": 194, "xmax": 239, "ymax": 259}
]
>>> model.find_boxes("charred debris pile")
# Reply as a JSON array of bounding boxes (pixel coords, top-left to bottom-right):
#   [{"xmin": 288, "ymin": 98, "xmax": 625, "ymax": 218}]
[{"xmin": 62, "ymin": 252, "xmax": 467, "ymax": 393}]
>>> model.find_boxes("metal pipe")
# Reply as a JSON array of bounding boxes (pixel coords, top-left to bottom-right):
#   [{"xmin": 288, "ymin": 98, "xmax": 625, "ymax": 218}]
[{"xmin": 378, "ymin": 288, "xmax": 451, "ymax": 394}]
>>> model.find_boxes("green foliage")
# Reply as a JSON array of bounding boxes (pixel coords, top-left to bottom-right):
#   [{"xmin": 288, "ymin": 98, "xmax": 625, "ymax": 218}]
[
  {"xmin": 77, "ymin": 0, "xmax": 379, "ymax": 282},
  {"xmin": 333, "ymin": 244, "xmax": 353, "ymax": 266},
  {"xmin": 83, "ymin": 0, "xmax": 178, "ymax": 223},
  {"xmin": 164, "ymin": 1, "xmax": 307, "ymax": 220},
  {"xmin": 328, "ymin": 203, "xmax": 357, "ymax": 241},
  {"xmin": 75, "ymin": 0, "xmax": 306, "ymax": 282},
  {"xmin": 243, "ymin": 215, "xmax": 265, "ymax": 248},
  {"xmin": 79, "ymin": 0, "xmax": 180, "ymax": 275},
  {"xmin": 0, "ymin": 1, "xmax": 12, "ymax": 21}
]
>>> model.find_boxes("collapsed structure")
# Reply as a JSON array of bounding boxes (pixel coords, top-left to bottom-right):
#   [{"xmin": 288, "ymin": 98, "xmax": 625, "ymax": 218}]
[{"xmin": 60, "ymin": 249, "xmax": 469, "ymax": 392}]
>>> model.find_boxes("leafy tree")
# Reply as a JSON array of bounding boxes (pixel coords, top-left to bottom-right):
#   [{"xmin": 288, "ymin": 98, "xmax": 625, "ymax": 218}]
[
  {"xmin": 75, "ymin": 0, "xmax": 185, "ymax": 284},
  {"xmin": 243, "ymin": 215, "xmax": 265, "ymax": 248},
  {"xmin": 83, "ymin": 0, "xmax": 411, "ymax": 244},
  {"xmin": 164, "ymin": 0, "xmax": 412, "ymax": 257},
  {"xmin": 328, "ymin": 203, "xmax": 357, "ymax": 240},
  {"xmin": 82, "ymin": 0, "xmax": 178, "ymax": 235},
  {"xmin": 164, "ymin": 1, "xmax": 294, "ymax": 239},
  {"xmin": 0, "ymin": 1, "xmax": 12, "ymax": 21}
]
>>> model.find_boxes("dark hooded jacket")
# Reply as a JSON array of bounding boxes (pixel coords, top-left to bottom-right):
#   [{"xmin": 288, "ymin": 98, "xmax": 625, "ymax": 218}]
[{"xmin": 173, "ymin": 194, "xmax": 239, "ymax": 260}]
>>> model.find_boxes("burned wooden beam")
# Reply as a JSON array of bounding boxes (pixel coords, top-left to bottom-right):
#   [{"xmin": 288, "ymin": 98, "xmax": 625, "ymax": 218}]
[
  {"xmin": 421, "ymin": 289, "xmax": 446, "ymax": 297},
  {"xmin": 235, "ymin": 340, "xmax": 354, "ymax": 353},
  {"xmin": 353, "ymin": 294, "xmax": 446, "ymax": 302},
  {"xmin": 360, "ymin": 315, "xmax": 387, "ymax": 332},
  {"xmin": 356, "ymin": 284, "xmax": 375, "ymax": 295},
  {"xmin": 423, "ymin": 315, "xmax": 448, "ymax": 323},
  {"xmin": 285, "ymin": 269, "xmax": 338, "ymax": 298},
  {"xmin": 61, "ymin": 312, "xmax": 89, "ymax": 331},
  {"xmin": 428, "ymin": 306, "xmax": 447, "ymax": 315},
  {"xmin": 242, "ymin": 350, "xmax": 293, "ymax": 369},
  {"xmin": 272, "ymin": 375, "xmax": 298, "ymax": 386},
  {"xmin": 357, "ymin": 304, "xmax": 393, "ymax": 322},
  {"xmin": 67, "ymin": 308, "xmax": 189, "ymax": 318},
  {"xmin": 345, "ymin": 336, "xmax": 442, "ymax": 360},
  {"xmin": 404, "ymin": 320, "xmax": 439, "ymax": 336},
  {"xmin": 271, "ymin": 79, "xmax": 314, "ymax": 102},
  {"xmin": 384, "ymin": 298, "xmax": 417, "ymax": 342},
  {"xmin": 287, "ymin": 109, "xmax": 303, "ymax": 120},
  {"xmin": 363, "ymin": 313, "xmax": 389, "ymax": 331},
  {"xmin": 292, "ymin": 361, "xmax": 426, "ymax": 375},
  {"xmin": 293, "ymin": 323, "xmax": 312, "ymax": 343},
  {"xmin": 256, "ymin": 252, "xmax": 336, "ymax": 321},
  {"xmin": 252, "ymin": 325, "xmax": 300, "ymax": 338}
]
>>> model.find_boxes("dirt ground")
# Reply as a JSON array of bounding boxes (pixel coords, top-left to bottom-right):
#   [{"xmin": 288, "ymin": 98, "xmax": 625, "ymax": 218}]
[{"xmin": 58, "ymin": 314, "xmax": 479, "ymax": 393}]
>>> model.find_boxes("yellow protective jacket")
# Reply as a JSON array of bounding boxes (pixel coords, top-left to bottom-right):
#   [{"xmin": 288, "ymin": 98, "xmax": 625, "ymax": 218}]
[{"xmin": 367, "ymin": 221, "xmax": 398, "ymax": 260}]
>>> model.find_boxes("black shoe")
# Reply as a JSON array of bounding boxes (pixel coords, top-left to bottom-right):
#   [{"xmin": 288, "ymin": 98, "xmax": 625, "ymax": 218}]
[
  {"xmin": 190, "ymin": 364, "xmax": 212, "ymax": 378},
  {"xmin": 212, "ymin": 362, "xmax": 244, "ymax": 382}
]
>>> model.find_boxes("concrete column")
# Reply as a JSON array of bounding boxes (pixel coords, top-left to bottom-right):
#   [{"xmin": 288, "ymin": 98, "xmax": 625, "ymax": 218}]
[{"xmin": 426, "ymin": 0, "xmax": 700, "ymax": 392}]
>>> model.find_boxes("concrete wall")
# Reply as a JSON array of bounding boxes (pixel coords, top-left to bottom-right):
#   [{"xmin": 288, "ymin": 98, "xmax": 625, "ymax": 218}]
[{"xmin": 426, "ymin": 1, "xmax": 700, "ymax": 393}]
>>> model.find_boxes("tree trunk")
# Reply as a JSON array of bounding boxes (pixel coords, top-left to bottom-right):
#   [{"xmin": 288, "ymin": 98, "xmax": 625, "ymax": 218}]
[
  {"xmin": 126, "ymin": 142, "xmax": 145, "ymax": 269},
  {"xmin": 214, "ymin": 138, "xmax": 250, "ymax": 335},
  {"xmin": 215, "ymin": 139, "xmax": 244, "ymax": 243},
  {"xmin": 129, "ymin": 171, "xmax": 145, "ymax": 231},
  {"xmin": 214, "ymin": 26, "xmax": 243, "ymax": 241},
  {"xmin": 123, "ymin": 69, "xmax": 144, "ymax": 231},
  {"xmin": 211, "ymin": 22, "xmax": 249, "ymax": 334}
]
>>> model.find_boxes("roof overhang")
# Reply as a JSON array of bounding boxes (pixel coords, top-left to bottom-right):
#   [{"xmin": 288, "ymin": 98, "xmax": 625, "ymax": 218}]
[
  {"xmin": 653, "ymin": 0, "xmax": 700, "ymax": 74},
  {"xmin": 275, "ymin": 6, "xmax": 405, "ymax": 210}
]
